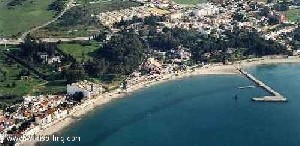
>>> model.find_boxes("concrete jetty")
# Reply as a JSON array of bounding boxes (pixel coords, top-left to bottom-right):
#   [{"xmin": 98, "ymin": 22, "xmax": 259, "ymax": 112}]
[
  {"xmin": 238, "ymin": 85, "xmax": 256, "ymax": 89},
  {"xmin": 238, "ymin": 68, "xmax": 287, "ymax": 102}
]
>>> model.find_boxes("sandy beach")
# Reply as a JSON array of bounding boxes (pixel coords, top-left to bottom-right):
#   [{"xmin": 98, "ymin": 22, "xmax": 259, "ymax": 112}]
[{"xmin": 20, "ymin": 57, "xmax": 300, "ymax": 146}]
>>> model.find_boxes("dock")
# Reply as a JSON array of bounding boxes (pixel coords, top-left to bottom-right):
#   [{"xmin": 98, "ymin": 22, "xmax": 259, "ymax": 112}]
[
  {"xmin": 238, "ymin": 68, "xmax": 287, "ymax": 102},
  {"xmin": 238, "ymin": 85, "xmax": 256, "ymax": 89}
]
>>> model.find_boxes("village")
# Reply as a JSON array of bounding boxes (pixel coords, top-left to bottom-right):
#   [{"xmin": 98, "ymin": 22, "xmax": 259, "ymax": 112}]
[
  {"xmin": 89, "ymin": 0, "xmax": 300, "ymax": 54},
  {"xmin": 0, "ymin": 0, "xmax": 300, "ymax": 144}
]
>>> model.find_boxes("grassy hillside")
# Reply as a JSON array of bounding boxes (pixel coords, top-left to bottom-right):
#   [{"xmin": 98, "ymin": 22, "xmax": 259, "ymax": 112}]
[
  {"xmin": 172, "ymin": 0, "xmax": 207, "ymax": 5},
  {"xmin": 0, "ymin": 0, "xmax": 55, "ymax": 37},
  {"xmin": 287, "ymin": 8, "xmax": 300, "ymax": 22},
  {"xmin": 0, "ymin": 47, "xmax": 43, "ymax": 96},
  {"xmin": 58, "ymin": 41, "xmax": 100, "ymax": 62},
  {"xmin": 32, "ymin": 0, "xmax": 140, "ymax": 38}
]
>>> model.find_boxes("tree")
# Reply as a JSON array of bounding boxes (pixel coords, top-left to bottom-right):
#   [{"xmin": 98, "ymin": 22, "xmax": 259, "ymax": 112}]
[
  {"xmin": 48, "ymin": 0, "xmax": 67, "ymax": 13},
  {"xmin": 11, "ymin": 82, "xmax": 16, "ymax": 88},
  {"xmin": 96, "ymin": 32, "xmax": 145, "ymax": 75},
  {"xmin": 19, "ymin": 69, "xmax": 30, "ymax": 77},
  {"xmin": 7, "ymin": 0, "xmax": 27, "ymax": 8},
  {"xmin": 71, "ymin": 92, "xmax": 85, "ymax": 102},
  {"xmin": 84, "ymin": 59, "xmax": 107, "ymax": 77},
  {"xmin": 65, "ymin": 63, "xmax": 86, "ymax": 83}
]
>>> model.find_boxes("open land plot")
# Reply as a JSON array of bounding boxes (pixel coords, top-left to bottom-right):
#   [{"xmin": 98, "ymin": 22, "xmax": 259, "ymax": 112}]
[
  {"xmin": 31, "ymin": 80, "xmax": 67, "ymax": 95},
  {"xmin": 172, "ymin": 0, "xmax": 207, "ymax": 5},
  {"xmin": 0, "ymin": 46, "xmax": 44, "ymax": 96},
  {"xmin": 31, "ymin": 0, "xmax": 140, "ymax": 38},
  {"xmin": 0, "ymin": 0, "xmax": 56, "ymax": 37},
  {"xmin": 253, "ymin": 0, "xmax": 268, "ymax": 3},
  {"xmin": 58, "ymin": 41, "xmax": 101, "ymax": 62},
  {"xmin": 286, "ymin": 8, "xmax": 300, "ymax": 22}
]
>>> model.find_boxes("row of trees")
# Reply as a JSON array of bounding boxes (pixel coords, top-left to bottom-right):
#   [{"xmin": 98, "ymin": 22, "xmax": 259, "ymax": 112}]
[
  {"xmin": 114, "ymin": 15, "xmax": 166, "ymax": 28},
  {"xmin": 96, "ymin": 31, "xmax": 144, "ymax": 75},
  {"xmin": 147, "ymin": 26, "xmax": 285, "ymax": 62},
  {"xmin": 7, "ymin": 0, "xmax": 27, "ymax": 8},
  {"xmin": 15, "ymin": 25, "xmax": 287, "ymax": 84},
  {"xmin": 10, "ymin": 36, "xmax": 75, "ymax": 80},
  {"xmin": 0, "ymin": 95, "xmax": 23, "ymax": 110},
  {"xmin": 63, "ymin": 31, "xmax": 145, "ymax": 83}
]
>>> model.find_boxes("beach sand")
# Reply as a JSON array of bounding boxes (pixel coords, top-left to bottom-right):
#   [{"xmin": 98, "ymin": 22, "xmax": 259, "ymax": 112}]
[{"xmin": 19, "ymin": 57, "xmax": 300, "ymax": 146}]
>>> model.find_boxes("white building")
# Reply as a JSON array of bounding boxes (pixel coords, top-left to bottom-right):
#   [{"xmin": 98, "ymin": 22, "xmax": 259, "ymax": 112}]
[{"xmin": 67, "ymin": 80, "xmax": 103, "ymax": 98}]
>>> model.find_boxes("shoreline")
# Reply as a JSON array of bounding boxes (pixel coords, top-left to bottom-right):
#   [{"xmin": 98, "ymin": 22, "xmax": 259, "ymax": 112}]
[{"xmin": 20, "ymin": 57, "xmax": 300, "ymax": 146}]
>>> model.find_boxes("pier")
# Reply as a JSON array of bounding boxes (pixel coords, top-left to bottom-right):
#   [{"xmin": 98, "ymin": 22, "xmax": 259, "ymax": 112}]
[
  {"xmin": 238, "ymin": 85, "xmax": 256, "ymax": 89},
  {"xmin": 238, "ymin": 68, "xmax": 287, "ymax": 102}
]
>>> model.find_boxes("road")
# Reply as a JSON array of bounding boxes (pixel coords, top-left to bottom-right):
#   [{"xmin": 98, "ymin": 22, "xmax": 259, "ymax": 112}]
[
  {"xmin": 0, "ymin": 0, "xmax": 76, "ymax": 45},
  {"xmin": 20, "ymin": 0, "xmax": 76, "ymax": 40}
]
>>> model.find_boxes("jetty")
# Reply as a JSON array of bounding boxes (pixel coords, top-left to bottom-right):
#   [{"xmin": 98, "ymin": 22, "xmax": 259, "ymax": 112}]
[
  {"xmin": 238, "ymin": 85, "xmax": 256, "ymax": 89},
  {"xmin": 238, "ymin": 68, "xmax": 287, "ymax": 102}
]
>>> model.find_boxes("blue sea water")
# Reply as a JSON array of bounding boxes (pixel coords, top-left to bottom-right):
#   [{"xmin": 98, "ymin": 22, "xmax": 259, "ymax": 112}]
[{"xmin": 43, "ymin": 63, "xmax": 300, "ymax": 146}]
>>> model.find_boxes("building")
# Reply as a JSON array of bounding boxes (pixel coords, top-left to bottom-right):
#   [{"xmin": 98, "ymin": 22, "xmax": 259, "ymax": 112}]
[
  {"xmin": 168, "ymin": 11, "xmax": 182, "ymax": 20},
  {"xmin": 293, "ymin": 49, "xmax": 300, "ymax": 55},
  {"xmin": 67, "ymin": 80, "xmax": 104, "ymax": 98}
]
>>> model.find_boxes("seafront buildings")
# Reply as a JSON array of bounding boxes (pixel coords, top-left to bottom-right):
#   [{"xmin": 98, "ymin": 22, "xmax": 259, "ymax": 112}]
[
  {"xmin": 0, "ymin": 80, "xmax": 105, "ymax": 144},
  {"xmin": 67, "ymin": 80, "xmax": 104, "ymax": 98},
  {"xmin": 0, "ymin": 0, "xmax": 300, "ymax": 144}
]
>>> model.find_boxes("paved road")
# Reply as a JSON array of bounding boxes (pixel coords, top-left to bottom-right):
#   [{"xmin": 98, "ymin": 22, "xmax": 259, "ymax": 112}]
[
  {"xmin": 20, "ymin": 0, "xmax": 76, "ymax": 40},
  {"xmin": 0, "ymin": 0, "xmax": 76, "ymax": 45}
]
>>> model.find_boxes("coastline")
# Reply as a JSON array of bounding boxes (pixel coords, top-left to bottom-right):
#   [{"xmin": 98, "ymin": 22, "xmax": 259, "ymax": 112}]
[{"xmin": 20, "ymin": 57, "xmax": 300, "ymax": 146}]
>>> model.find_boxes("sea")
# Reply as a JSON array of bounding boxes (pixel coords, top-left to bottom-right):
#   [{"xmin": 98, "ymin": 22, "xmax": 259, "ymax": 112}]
[{"xmin": 43, "ymin": 63, "xmax": 300, "ymax": 146}]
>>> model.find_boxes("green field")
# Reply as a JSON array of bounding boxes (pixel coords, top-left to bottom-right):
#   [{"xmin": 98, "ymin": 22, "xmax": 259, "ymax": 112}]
[
  {"xmin": 0, "ymin": 0, "xmax": 55, "ymax": 37},
  {"xmin": 31, "ymin": 80, "xmax": 67, "ymax": 95},
  {"xmin": 0, "ymin": 46, "xmax": 67, "ymax": 109},
  {"xmin": 32, "ymin": 0, "xmax": 140, "ymax": 38},
  {"xmin": 0, "ymin": 46, "xmax": 67, "ymax": 97},
  {"xmin": 58, "ymin": 41, "xmax": 100, "ymax": 62},
  {"xmin": 0, "ymin": 47, "xmax": 43, "ymax": 96},
  {"xmin": 172, "ymin": 0, "xmax": 207, "ymax": 5},
  {"xmin": 287, "ymin": 8, "xmax": 300, "ymax": 22}
]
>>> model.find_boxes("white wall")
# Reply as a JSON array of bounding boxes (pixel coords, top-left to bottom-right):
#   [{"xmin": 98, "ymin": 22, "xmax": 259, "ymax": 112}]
[{"xmin": 67, "ymin": 85, "xmax": 91, "ymax": 98}]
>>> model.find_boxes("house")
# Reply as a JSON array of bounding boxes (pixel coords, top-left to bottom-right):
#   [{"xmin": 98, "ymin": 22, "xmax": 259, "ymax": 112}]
[
  {"xmin": 168, "ymin": 11, "xmax": 182, "ymax": 20},
  {"xmin": 40, "ymin": 54, "xmax": 48, "ymax": 64},
  {"xmin": 47, "ymin": 56, "xmax": 61, "ymax": 64},
  {"xmin": 293, "ymin": 49, "xmax": 300, "ymax": 55},
  {"xmin": 67, "ymin": 80, "xmax": 104, "ymax": 98}
]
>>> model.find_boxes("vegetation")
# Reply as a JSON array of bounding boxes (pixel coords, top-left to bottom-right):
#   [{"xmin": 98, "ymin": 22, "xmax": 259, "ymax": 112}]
[
  {"xmin": 48, "ymin": 0, "xmax": 68, "ymax": 14},
  {"xmin": 93, "ymin": 31, "xmax": 145, "ymax": 75},
  {"xmin": 0, "ymin": 0, "xmax": 56, "ymax": 37},
  {"xmin": 172, "ymin": 0, "xmax": 207, "ymax": 5},
  {"xmin": 6, "ymin": 0, "xmax": 27, "ymax": 8},
  {"xmin": 0, "ymin": 46, "xmax": 44, "ymax": 109},
  {"xmin": 32, "ymin": 0, "xmax": 141, "ymax": 38},
  {"xmin": 146, "ymin": 25, "xmax": 285, "ymax": 63},
  {"xmin": 58, "ymin": 41, "xmax": 100, "ymax": 62},
  {"xmin": 286, "ymin": 8, "xmax": 300, "ymax": 22},
  {"xmin": 290, "ymin": 26, "xmax": 300, "ymax": 49},
  {"xmin": 9, "ymin": 36, "xmax": 75, "ymax": 81},
  {"xmin": 0, "ymin": 47, "xmax": 43, "ymax": 95},
  {"xmin": 31, "ymin": 80, "xmax": 67, "ymax": 95},
  {"xmin": 274, "ymin": 1, "xmax": 289, "ymax": 11},
  {"xmin": 64, "ymin": 62, "xmax": 86, "ymax": 83},
  {"xmin": 70, "ymin": 91, "xmax": 84, "ymax": 102},
  {"xmin": 0, "ymin": 95, "xmax": 23, "ymax": 110}
]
